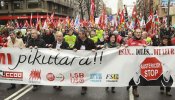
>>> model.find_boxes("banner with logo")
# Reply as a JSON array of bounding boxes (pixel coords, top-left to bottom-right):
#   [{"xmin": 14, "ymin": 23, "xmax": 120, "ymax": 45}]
[{"xmin": 0, "ymin": 47, "xmax": 175, "ymax": 87}]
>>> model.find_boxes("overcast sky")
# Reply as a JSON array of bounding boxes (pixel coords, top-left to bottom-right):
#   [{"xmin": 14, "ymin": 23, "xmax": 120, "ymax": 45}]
[{"xmin": 103, "ymin": 0, "xmax": 136, "ymax": 15}]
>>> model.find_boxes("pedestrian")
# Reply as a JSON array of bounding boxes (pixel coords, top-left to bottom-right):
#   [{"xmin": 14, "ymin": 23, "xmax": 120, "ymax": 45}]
[
  {"xmin": 6, "ymin": 30, "xmax": 25, "ymax": 90},
  {"xmin": 159, "ymin": 35, "xmax": 172, "ymax": 96},
  {"xmin": 73, "ymin": 28, "xmax": 96, "ymax": 95},
  {"xmin": 104, "ymin": 33, "xmax": 120, "ymax": 93},
  {"xmin": 26, "ymin": 29, "xmax": 46, "ymax": 91},
  {"xmin": 127, "ymin": 28, "xmax": 147, "ymax": 97},
  {"xmin": 52, "ymin": 31, "xmax": 69, "ymax": 91}
]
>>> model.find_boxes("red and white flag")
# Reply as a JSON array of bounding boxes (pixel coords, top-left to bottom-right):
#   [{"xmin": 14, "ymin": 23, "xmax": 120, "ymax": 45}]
[
  {"xmin": 90, "ymin": 0, "xmax": 95, "ymax": 25},
  {"xmin": 146, "ymin": 10, "xmax": 153, "ymax": 32}
]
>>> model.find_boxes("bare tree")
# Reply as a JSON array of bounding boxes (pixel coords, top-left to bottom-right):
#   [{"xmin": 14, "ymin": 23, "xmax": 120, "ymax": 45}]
[{"xmin": 73, "ymin": 0, "xmax": 104, "ymax": 19}]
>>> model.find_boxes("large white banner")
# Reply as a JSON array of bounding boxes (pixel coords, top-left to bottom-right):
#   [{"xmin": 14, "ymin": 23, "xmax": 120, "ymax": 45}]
[{"xmin": 0, "ymin": 47, "xmax": 175, "ymax": 87}]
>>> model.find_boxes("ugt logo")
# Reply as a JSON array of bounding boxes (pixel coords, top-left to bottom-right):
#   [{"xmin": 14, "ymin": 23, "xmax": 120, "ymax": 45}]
[
  {"xmin": 0, "ymin": 53, "xmax": 12, "ymax": 65},
  {"xmin": 29, "ymin": 69, "xmax": 41, "ymax": 81}
]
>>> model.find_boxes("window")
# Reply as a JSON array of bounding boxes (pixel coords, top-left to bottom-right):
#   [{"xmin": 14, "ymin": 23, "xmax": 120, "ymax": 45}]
[
  {"xmin": 27, "ymin": 0, "xmax": 40, "ymax": 9},
  {"xmin": 48, "ymin": 2, "xmax": 52, "ymax": 11},
  {"xmin": 28, "ymin": 3, "xmax": 39, "ymax": 8},
  {"xmin": 14, "ymin": 1, "xmax": 23, "ymax": 9},
  {"xmin": 0, "ymin": 1, "xmax": 8, "ymax": 10}
]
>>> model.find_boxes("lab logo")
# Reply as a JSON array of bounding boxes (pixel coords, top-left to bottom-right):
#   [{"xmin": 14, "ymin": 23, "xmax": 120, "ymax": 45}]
[{"xmin": 70, "ymin": 73, "xmax": 84, "ymax": 84}]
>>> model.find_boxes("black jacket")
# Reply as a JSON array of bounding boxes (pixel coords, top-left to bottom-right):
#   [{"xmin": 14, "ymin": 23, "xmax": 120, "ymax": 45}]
[
  {"xmin": 73, "ymin": 38, "xmax": 96, "ymax": 50},
  {"xmin": 129, "ymin": 75, "xmax": 173, "ymax": 87},
  {"xmin": 27, "ymin": 37, "xmax": 46, "ymax": 48},
  {"xmin": 52, "ymin": 41, "xmax": 69, "ymax": 49},
  {"xmin": 42, "ymin": 33, "xmax": 55, "ymax": 45}
]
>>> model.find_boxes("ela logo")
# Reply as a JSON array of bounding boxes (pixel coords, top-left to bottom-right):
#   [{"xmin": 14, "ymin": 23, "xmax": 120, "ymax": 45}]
[{"xmin": 90, "ymin": 73, "xmax": 102, "ymax": 82}]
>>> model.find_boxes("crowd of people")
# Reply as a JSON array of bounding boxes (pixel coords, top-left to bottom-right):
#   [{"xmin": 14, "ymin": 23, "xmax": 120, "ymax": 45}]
[{"xmin": 0, "ymin": 24, "xmax": 175, "ymax": 97}]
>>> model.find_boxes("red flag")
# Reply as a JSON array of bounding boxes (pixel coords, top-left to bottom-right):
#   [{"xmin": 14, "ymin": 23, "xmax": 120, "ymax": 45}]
[
  {"xmin": 36, "ymin": 19, "xmax": 42, "ymax": 31},
  {"xmin": 64, "ymin": 16, "xmax": 70, "ymax": 27},
  {"xmin": 49, "ymin": 12, "xmax": 55, "ymax": 28},
  {"xmin": 90, "ymin": 0, "xmax": 95, "ymax": 25},
  {"xmin": 30, "ymin": 13, "xmax": 33, "ymax": 27},
  {"xmin": 70, "ymin": 19, "xmax": 74, "ymax": 28},
  {"xmin": 46, "ymin": 13, "xmax": 50, "ymax": 22},
  {"xmin": 50, "ymin": 12, "xmax": 55, "ymax": 22},
  {"xmin": 15, "ymin": 20, "xmax": 19, "ymax": 28},
  {"xmin": 120, "ymin": 10, "xmax": 125, "ymax": 25},
  {"xmin": 43, "ymin": 19, "xmax": 48, "ymax": 29},
  {"xmin": 98, "ymin": 6, "xmax": 106, "ymax": 29},
  {"xmin": 131, "ymin": 4, "xmax": 139, "ymax": 29},
  {"xmin": 24, "ymin": 20, "xmax": 30, "ymax": 27},
  {"xmin": 146, "ymin": 10, "xmax": 153, "ymax": 32},
  {"xmin": 82, "ymin": 19, "xmax": 88, "ymax": 27},
  {"xmin": 36, "ymin": 14, "xmax": 42, "ymax": 30},
  {"xmin": 132, "ymin": 5, "xmax": 137, "ymax": 19}
]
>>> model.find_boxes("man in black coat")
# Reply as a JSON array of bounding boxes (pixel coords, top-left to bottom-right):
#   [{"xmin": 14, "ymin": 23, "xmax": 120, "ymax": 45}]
[
  {"xmin": 73, "ymin": 29, "xmax": 96, "ymax": 95},
  {"xmin": 27, "ymin": 29, "xmax": 46, "ymax": 91},
  {"xmin": 52, "ymin": 31, "xmax": 69, "ymax": 91},
  {"xmin": 73, "ymin": 31, "xmax": 96, "ymax": 51},
  {"xmin": 52, "ymin": 31, "xmax": 69, "ymax": 49},
  {"xmin": 27, "ymin": 29, "xmax": 45, "ymax": 48}
]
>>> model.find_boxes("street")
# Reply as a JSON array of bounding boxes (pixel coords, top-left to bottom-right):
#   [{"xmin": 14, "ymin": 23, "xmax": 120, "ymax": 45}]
[{"xmin": 0, "ymin": 83, "xmax": 175, "ymax": 100}]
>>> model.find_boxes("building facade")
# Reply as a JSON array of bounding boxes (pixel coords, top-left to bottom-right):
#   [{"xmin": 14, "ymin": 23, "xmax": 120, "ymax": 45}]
[
  {"xmin": 0, "ymin": 0, "xmax": 74, "ymax": 21},
  {"xmin": 118, "ymin": 0, "xmax": 123, "ymax": 11},
  {"xmin": 156, "ymin": 0, "xmax": 175, "ymax": 25},
  {"xmin": 136, "ymin": 0, "xmax": 175, "ymax": 25}
]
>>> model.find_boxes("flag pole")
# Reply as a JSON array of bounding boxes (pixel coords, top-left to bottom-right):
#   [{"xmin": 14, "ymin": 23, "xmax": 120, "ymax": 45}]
[{"xmin": 167, "ymin": 0, "xmax": 170, "ymax": 27}]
